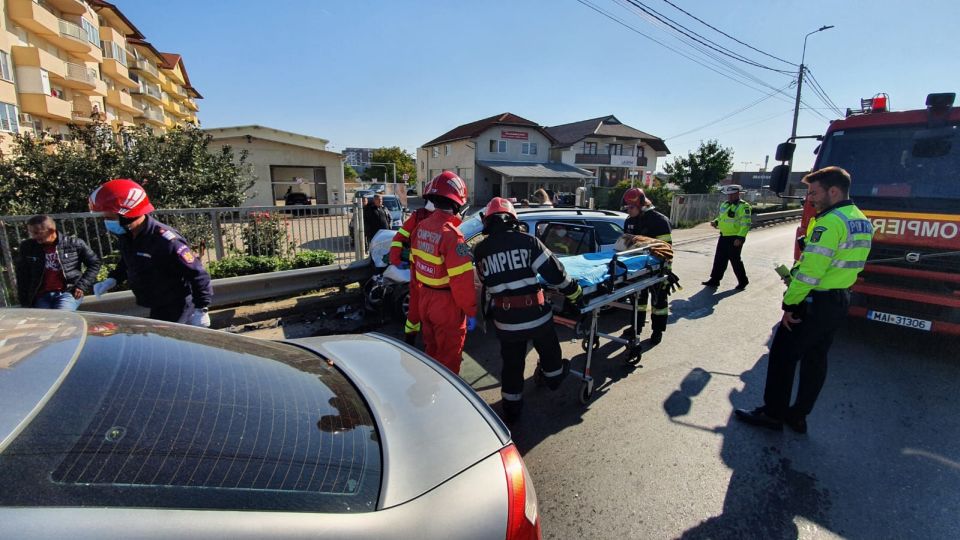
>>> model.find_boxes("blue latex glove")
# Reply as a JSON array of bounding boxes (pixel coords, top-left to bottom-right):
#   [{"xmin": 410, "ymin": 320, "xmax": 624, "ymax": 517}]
[
  {"xmin": 397, "ymin": 262, "xmax": 410, "ymax": 270},
  {"xmin": 466, "ymin": 316, "xmax": 477, "ymax": 332}
]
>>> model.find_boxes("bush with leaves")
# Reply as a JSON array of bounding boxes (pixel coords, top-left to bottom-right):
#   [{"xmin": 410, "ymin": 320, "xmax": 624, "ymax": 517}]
[
  {"xmin": 207, "ymin": 250, "xmax": 335, "ymax": 279},
  {"xmin": 240, "ymin": 211, "xmax": 289, "ymax": 257},
  {"xmin": 0, "ymin": 122, "xmax": 254, "ymax": 216}
]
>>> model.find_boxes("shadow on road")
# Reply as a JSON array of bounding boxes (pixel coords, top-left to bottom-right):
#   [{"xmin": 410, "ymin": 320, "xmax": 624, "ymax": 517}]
[
  {"xmin": 668, "ymin": 285, "xmax": 742, "ymax": 322},
  {"xmin": 675, "ymin": 322, "xmax": 960, "ymax": 539}
]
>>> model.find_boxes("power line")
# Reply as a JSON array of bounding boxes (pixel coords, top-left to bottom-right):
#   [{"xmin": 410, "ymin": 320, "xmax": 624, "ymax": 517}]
[
  {"xmin": 574, "ymin": 0, "xmax": 795, "ymax": 98},
  {"xmin": 619, "ymin": 0, "xmax": 794, "ymax": 74},
  {"xmin": 805, "ymin": 68, "xmax": 844, "ymax": 117},
  {"xmin": 658, "ymin": 0, "xmax": 797, "ymax": 67},
  {"xmin": 666, "ymin": 83, "xmax": 791, "ymax": 139}
]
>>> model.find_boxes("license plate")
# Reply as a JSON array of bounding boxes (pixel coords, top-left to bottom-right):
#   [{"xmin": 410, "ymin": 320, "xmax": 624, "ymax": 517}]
[{"xmin": 866, "ymin": 310, "xmax": 932, "ymax": 331}]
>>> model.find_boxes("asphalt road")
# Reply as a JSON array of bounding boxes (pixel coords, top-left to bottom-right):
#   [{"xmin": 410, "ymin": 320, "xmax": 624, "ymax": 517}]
[
  {"xmin": 463, "ymin": 223, "xmax": 960, "ymax": 540},
  {"xmin": 251, "ymin": 221, "xmax": 959, "ymax": 539}
]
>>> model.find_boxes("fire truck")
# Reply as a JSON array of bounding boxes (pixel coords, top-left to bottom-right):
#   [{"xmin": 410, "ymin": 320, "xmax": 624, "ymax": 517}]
[{"xmin": 769, "ymin": 92, "xmax": 960, "ymax": 335}]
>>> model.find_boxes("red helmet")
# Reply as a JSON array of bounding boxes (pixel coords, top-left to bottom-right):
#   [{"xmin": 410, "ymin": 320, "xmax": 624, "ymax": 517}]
[
  {"xmin": 483, "ymin": 197, "xmax": 517, "ymax": 220},
  {"xmin": 425, "ymin": 171, "xmax": 468, "ymax": 207},
  {"xmin": 89, "ymin": 179, "xmax": 155, "ymax": 217},
  {"xmin": 623, "ymin": 187, "xmax": 647, "ymax": 207}
]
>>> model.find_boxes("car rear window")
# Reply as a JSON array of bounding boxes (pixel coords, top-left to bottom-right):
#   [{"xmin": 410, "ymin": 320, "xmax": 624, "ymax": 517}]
[{"xmin": 0, "ymin": 316, "xmax": 381, "ymax": 513}]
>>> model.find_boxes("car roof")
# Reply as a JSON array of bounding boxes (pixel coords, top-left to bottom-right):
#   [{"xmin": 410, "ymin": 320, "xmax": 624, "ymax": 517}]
[{"xmin": 514, "ymin": 207, "xmax": 626, "ymax": 220}]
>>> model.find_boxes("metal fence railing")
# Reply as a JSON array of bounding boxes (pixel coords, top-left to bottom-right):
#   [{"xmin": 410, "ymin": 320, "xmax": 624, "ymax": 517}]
[
  {"xmin": 0, "ymin": 202, "xmax": 367, "ymax": 307},
  {"xmin": 668, "ymin": 190, "xmax": 796, "ymax": 226}
]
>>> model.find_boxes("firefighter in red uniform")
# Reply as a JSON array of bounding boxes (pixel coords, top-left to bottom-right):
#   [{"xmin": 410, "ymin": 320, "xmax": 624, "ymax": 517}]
[
  {"xmin": 410, "ymin": 171, "xmax": 477, "ymax": 374},
  {"xmin": 389, "ymin": 178, "xmax": 435, "ymax": 345},
  {"xmin": 475, "ymin": 197, "xmax": 582, "ymax": 421}
]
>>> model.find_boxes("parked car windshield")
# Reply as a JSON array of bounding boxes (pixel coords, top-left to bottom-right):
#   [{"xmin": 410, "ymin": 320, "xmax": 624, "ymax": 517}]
[
  {"xmin": 382, "ymin": 197, "xmax": 401, "ymax": 211},
  {"xmin": 0, "ymin": 314, "xmax": 381, "ymax": 513}
]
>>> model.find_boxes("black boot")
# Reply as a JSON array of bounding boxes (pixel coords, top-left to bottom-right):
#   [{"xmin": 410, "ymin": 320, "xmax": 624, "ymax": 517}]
[
  {"xmin": 650, "ymin": 331, "xmax": 662, "ymax": 345},
  {"xmin": 544, "ymin": 360, "xmax": 570, "ymax": 391},
  {"xmin": 502, "ymin": 400, "xmax": 524, "ymax": 423}
]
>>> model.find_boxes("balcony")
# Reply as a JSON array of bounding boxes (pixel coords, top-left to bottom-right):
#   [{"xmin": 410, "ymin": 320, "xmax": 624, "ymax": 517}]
[
  {"xmin": 132, "ymin": 82, "xmax": 162, "ymax": 105},
  {"xmin": 51, "ymin": 19, "xmax": 95, "ymax": 59},
  {"xmin": 106, "ymin": 89, "xmax": 141, "ymax": 114},
  {"xmin": 137, "ymin": 107, "xmax": 165, "ymax": 126},
  {"xmin": 130, "ymin": 57, "xmax": 161, "ymax": 81},
  {"xmin": 19, "ymin": 93, "xmax": 72, "ymax": 122},
  {"xmin": 574, "ymin": 153, "xmax": 639, "ymax": 167},
  {"xmin": 101, "ymin": 57, "xmax": 138, "ymax": 89},
  {"xmin": 11, "ymin": 46, "xmax": 65, "ymax": 79},
  {"xmin": 46, "ymin": 0, "xmax": 87, "ymax": 15},
  {"xmin": 63, "ymin": 62, "xmax": 98, "ymax": 91},
  {"xmin": 183, "ymin": 98, "xmax": 199, "ymax": 112}
]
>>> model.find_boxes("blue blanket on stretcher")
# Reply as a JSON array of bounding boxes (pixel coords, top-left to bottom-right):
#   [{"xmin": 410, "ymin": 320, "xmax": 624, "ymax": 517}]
[{"xmin": 545, "ymin": 251, "xmax": 661, "ymax": 288}]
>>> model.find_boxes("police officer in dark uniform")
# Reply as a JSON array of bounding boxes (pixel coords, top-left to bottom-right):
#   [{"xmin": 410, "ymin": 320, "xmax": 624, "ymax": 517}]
[
  {"xmin": 89, "ymin": 179, "xmax": 213, "ymax": 326},
  {"xmin": 622, "ymin": 187, "xmax": 673, "ymax": 345},
  {"xmin": 475, "ymin": 197, "xmax": 582, "ymax": 422}
]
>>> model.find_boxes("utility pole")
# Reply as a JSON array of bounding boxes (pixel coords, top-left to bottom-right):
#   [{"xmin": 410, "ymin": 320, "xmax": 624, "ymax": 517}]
[{"xmin": 791, "ymin": 25, "xmax": 834, "ymax": 140}]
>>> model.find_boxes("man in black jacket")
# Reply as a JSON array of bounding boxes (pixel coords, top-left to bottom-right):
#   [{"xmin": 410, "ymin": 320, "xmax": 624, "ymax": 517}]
[
  {"xmin": 475, "ymin": 197, "xmax": 582, "ymax": 422},
  {"xmin": 363, "ymin": 194, "xmax": 391, "ymax": 244},
  {"xmin": 16, "ymin": 215, "xmax": 101, "ymax": 310}
]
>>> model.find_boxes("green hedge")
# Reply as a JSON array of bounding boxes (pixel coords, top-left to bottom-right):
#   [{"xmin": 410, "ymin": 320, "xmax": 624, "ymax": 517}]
[{"xmin": 208, "ymin": 250, "xmax": 335, "ymax": 279}]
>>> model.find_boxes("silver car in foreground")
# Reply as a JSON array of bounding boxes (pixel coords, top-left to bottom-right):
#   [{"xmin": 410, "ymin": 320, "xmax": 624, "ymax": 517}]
[{"xmin": 0, "ymin": 310, "xmax": 540, "ymax": 539}]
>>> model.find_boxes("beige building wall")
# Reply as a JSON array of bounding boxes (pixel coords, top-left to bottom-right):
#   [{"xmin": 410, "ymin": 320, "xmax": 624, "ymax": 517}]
[{"xmin": 208, "ymin": 135, "xmax": 346, "ymax": 208}]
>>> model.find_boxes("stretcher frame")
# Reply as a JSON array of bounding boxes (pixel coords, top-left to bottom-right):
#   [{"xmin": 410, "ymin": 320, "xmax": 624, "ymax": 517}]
[{"xmin": 541, "ymin": 245, "xmax": 667, "ymax": 404}]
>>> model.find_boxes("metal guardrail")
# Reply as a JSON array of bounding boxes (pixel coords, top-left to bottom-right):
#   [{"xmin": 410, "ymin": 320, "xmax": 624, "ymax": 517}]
[
  {"xmin": 751, "ymin": 208, "xmax": 802, "ymax": 225},
  {"xmin": 79, "ymin": 259, "xmax": 375, "ymax": 317}
]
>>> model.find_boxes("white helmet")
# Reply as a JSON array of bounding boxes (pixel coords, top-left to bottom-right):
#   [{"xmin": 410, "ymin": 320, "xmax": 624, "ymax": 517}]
[{"xmin": 720, "ymin": 184, "xmax": 743, "ymax": 195}]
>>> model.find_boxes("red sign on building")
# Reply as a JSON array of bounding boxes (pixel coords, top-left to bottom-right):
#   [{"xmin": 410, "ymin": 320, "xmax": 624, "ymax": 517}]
[{"xmin": 500, "ymin": 130, "xmax": 529, "ymax": 140}]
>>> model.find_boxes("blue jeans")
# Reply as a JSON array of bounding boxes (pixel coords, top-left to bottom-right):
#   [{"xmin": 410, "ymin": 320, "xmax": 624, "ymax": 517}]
[{"xmin": 32, "ymin": 291, "xmax": 82, "ymax": 311}]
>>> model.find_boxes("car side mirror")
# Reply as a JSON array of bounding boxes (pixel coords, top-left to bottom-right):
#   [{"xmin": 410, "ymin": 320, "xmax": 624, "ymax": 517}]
[
  {"xmin": 768, "ymin": 164, "xmax": 791, "ymax": 194},
  {"xmin": 775, "ymin": 142, "xmax": 796, "ymax": 162}
]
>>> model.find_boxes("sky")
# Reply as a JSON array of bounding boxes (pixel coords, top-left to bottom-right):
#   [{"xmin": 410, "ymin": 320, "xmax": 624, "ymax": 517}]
[{"xmin": 119, "ymin": 0, "xmax": 960, "ymax": 172}]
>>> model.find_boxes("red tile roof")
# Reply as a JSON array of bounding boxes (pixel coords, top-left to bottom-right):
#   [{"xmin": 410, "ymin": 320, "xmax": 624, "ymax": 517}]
[
  {"xmin": 159, "ymin": 52, "xmax": 202, "ymax": 99},
  {"xmin": 423, "ymin": 113, "xmax": 556, "ymax": 147}
]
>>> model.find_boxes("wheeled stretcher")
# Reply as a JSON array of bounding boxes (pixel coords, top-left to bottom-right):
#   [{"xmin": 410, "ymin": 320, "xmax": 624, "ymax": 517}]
[{"xmin": 538, "ymin": 246, "xmax": 668, "ymax": 403}]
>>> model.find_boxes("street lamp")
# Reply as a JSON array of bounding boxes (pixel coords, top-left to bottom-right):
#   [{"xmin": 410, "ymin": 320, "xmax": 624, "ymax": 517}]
[{"xmin": 790, "ymin": 25, "xmax": 834, "ymax": 139}]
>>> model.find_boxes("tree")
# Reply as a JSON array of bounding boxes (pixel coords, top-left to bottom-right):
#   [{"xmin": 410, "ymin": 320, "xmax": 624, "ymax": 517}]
[
  {"xmin": 364, "ymin": 146, "xmax": 416, "ymax": 185},
  {"xmin": 663, "ymin": 139, "xmax": 733, "ymax": 194},
  {"xmin": 0, "ymin": 122, "xmax": 254, "ymax": 216},
  {"xmin": 343, "ymin": 163, "xmax": 358, "ymax": 181}
]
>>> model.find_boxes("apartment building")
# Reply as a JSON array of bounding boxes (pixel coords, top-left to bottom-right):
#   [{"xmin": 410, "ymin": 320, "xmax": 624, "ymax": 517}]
[{"xmin": 0, "ymin": 0, "xmax": 201, "ymax": 152}]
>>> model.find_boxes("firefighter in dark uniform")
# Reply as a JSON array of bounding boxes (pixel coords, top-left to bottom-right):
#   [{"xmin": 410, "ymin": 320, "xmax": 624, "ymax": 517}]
[
  {"xmin": 622, "ymin": 187, "xmax": 673, "ymax": 345},
  {"xmin": 475, "ymin": 197, "xmax": 583, "ymax": 422},
  {"xmin": 89, "ymin": 179, "xmax": 213, "ymax": 326}
]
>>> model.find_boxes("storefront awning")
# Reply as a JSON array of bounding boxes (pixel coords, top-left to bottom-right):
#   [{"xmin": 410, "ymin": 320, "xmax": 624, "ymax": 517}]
[{"xmin": 477, "ymin": 160, "xmax": 594, "ymax": 180}]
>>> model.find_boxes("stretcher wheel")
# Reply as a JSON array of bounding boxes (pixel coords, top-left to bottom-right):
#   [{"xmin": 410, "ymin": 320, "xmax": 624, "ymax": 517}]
[
  {"xmin": 581, "ymin": 336, "xmax": 600, "ymax": 353},
  {"xmin": 626, "ymin": 347, "xmax": 642, "ymax": 365},
  {"xmin": 579, "ymin": 379, "xmax": 594, "ymax": 404}
]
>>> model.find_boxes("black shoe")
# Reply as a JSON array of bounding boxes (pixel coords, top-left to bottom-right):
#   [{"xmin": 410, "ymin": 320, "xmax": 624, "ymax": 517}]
[
  {"xmin": 502, "ymin": 400, "xmax": 524, "ymax": 423},
  {"xmin": 702, "ymin": 280, "xmax": 720, "ymax": 287},
  {"xmin": 734, "ymin": 406, "xmax": 783, "ymax": 431},
  {"xmin": 785, "ymin": 413, "xmax": 807, "ymax": 434},
  {"xmin": 735, "ymin": 281, "xmax": 749, "ymax": 290},
  {"xmin": 649, "ymin": 331, "xmax": 662, "ymax": 345}
]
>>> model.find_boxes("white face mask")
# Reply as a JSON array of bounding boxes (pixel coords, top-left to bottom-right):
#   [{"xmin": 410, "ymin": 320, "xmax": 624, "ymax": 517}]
[{"xmin": 424, "ymin": 201, "xmax": 436, "ymax": 211}]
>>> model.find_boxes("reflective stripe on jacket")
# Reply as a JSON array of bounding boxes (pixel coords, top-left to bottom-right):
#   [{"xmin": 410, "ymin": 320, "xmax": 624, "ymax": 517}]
[
  {"xmin": 410, "ymin": 211, "xmax": 477, "ymax": 317},
  {"xmin": 714, "ymin": 200, "xmax": 751, "ymax": 237},
  {"xmin": 389, "ymin": 208, "xmax": 432, "ymax": 265},
  {"xmin": 784, "ymin": 201, "xmax": 873, "ymax": 307}
]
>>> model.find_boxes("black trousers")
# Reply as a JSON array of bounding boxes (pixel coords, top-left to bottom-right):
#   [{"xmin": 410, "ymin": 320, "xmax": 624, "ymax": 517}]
[
  {"xmin": 763, "ymin": 289, "xmax": 850, "ymax": 418},
  {"xmin": 710, "ymin": 236, "xmax": 748, "ymax": 284},
  {"xmin": 148, "ymin": 296, "xmax": 188, "ymax": 322},
  {"xmin": 499, "ymin": 323, "xmax": 563, "ymax": 399},
  {"xmin": 638, "ymin": 284, "xmax": 669, "ymax": 332}
]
